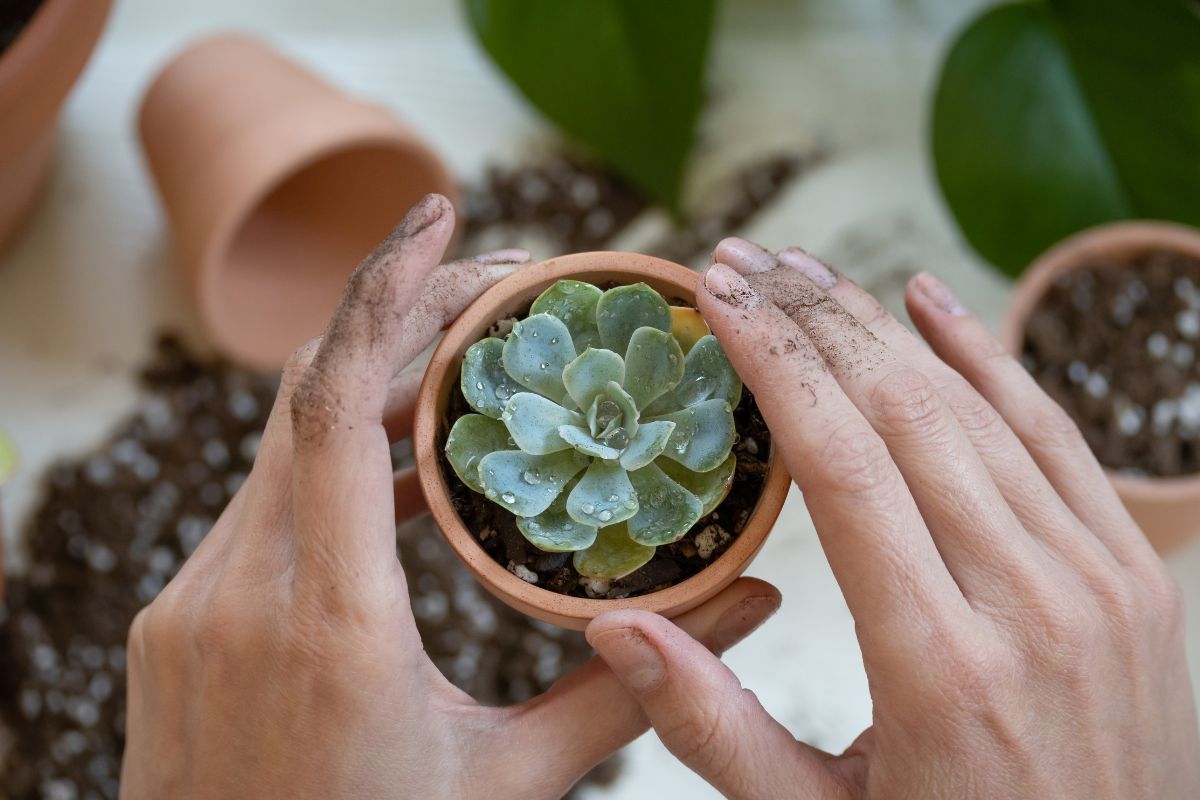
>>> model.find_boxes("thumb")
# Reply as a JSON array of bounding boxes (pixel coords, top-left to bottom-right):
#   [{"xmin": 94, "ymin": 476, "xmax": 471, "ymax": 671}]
[{"xmin": 586, "ymin": 609, "xmax": 849, "ymax": 800}]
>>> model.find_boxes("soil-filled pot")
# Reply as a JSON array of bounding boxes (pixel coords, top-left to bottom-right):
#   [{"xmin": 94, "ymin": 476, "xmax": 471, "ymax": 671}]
[
  {"xmin": 1002, "ymin": 221, "xmax": 1200, "ymax": 554},
  {"xmin": 415, "ymin": 252, "xmax": 790, "ymax": 630},
  {"xmin": 0, "ymin": 0, "xmax": 113, "ymax": 255}
]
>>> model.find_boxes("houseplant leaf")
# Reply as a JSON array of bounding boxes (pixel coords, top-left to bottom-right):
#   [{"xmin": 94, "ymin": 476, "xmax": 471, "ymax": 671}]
[
  {"xmin": 464, "ymin": 0, "xmax": 716, "ymax": 212},
  {"xmin": 931, "ymin": 0, "xmax": 1200, "ymax": 276}
]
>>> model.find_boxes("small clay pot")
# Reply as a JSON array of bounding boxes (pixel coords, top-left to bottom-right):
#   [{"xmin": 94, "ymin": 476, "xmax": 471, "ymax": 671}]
[
  {"xmin": 138, "ymin": 34, "xmax": 458, "ymax": 370},
  {"xmin": 1002, "ymin": 221, "xmax": 1200, "ymax": 554},
  {"xmin": 415, "ymin": 251, "xmax": 791, "ymax": 630},
  {"xmin": 0, "ymin": 0, "xmax": 113, "ymax": 254}
]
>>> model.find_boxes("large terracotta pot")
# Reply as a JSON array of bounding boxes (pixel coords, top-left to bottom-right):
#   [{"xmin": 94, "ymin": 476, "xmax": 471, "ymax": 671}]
[
  {"xmin": 138, "ymin": 34, "xmax": 459, "ymax": 370},
  {"xmin": 1001, "ymin": 221, "xmax": 1200, "ymax": 554},
  {"xmin": 0, "ymin": 0, "xmax": 113, "ymax": 254},
  {"xmin": 414, "ymin": 251, "xmax": 791, "ymax": 630}
]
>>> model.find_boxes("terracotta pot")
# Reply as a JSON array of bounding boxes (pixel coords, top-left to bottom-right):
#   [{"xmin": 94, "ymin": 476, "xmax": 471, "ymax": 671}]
[
  {"xmin": 138, "ymin": 34, "xmax": 458, "ymax": 370},
  {"xmin": 1001, "ymin": 221, "xmax": 1200, "ymax": 554},
  {"xmin": 0, "ymin": 0, "xmax": 113, "ymax": 253},
  {"xmin": 415, "ymin": 251, "xmax": 791, "ymax": 630}
]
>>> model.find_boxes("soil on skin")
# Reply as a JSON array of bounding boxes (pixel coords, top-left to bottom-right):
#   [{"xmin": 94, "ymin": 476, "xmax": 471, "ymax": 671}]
[
  {"xmin": 0, "ymin": 0, "xmax": 43, "ymax": 54},
  {"xmin": 1022, "ymin": 249, "xmax": 1200, "ymax": 477},
  {"xmin": 441, "ymin": 370, "xmax": 772, "ymax": 600}
]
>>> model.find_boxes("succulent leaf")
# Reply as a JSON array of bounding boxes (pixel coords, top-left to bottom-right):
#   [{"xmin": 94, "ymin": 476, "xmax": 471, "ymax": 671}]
[
  {"xmin": 669, "ymin": 306, "xmax": 710, "ymax": 354},
  {"xmin": 627, "ymin": 463, "xmax": 704, "ymax": 546},
  {"xmin": 502, "ymin": 313, "xmax": 577, "ymax": 398},
  {"xmin": 623, "ymin": 327, "xmax": 685, "ymax": 410},
  {"xmin": 643, "ymin": 334, "xmax": 741, "ymax": 415},
  {"xmin": 648, "ymin": 398, "xmax": 736, "ymax": 472},
  {"xmin": 567, "ymin": 460, "xmax": 639, "ymax": 527},
  {"xmin": 602, "ymin": 381, "xmax": 640, "ymax": 439},
  {"xmin": 558, "ymin": 424, "xmax": 622, "ymax": 460},
  {"xmin": 658, "ymin": 452, "xmax": 736, "ymax": 516},
  {"xmin": 619, "ymin": 420, "xmax": 676, "ymax": 471},
  {"xmin": 461, "ymin": 337, "xmax": 514, "ymax": 418},
  {"xmin": 572, "ymin": 522, "xmax": 655, "ymax": 579},
  {"xmin": 446, "ymin": 414, "xmax": 513, "ymax": 492},
  {"xmin": 477, "ymin": 448, "xmax": 588, "ymax": 518},
  {"xmin": 596, "ymin": 283, "xmax": 671, "ymax": 356},
  {"xmin": 530, "ymin": 279, "xmax": 603, "ymax": 352},
  {"xmin": 502, "ymin": 393, "xmax": 583, "ymax": 454},
  {"xmin": 562, "ymin": 347, "xmax": 625, "ymax": 410},
  {"xmin": 517, "ymin": 480, "xmax": 599, "ymax": 552}
]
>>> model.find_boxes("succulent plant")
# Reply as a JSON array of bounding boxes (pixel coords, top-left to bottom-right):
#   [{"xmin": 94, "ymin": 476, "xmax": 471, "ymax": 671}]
[{"xmin": 446, "ymin": 279, "xmax": 743, "ymax": 579}]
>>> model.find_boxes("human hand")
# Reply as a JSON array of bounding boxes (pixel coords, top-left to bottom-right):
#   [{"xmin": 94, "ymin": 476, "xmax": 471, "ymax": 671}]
[
  {"xmin": 587, "ymin": 237, "xmax": 1200, "ymax": 799},
  {"xmin": 119, "ymin": 197, "xmax": 782, "ymax": 800}
]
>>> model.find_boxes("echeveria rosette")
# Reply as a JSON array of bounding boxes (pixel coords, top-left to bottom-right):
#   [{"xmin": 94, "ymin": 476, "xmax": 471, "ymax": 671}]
[{"xmin": 446, "ymin": 280, "xmax": 742, "ymax": 580}]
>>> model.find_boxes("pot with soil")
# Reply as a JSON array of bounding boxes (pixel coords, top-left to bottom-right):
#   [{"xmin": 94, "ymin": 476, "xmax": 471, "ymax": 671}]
[
  {"xmin": 1003, "ymin": 221, "xmax": 1200, "ymax": 554},
  {"xmin": 0, "ymin": 0, "xmax": 113, "ymax": 255},
  {"xmin": 415, "ymin": 251, "xmax": 790, "ymax": 630}
]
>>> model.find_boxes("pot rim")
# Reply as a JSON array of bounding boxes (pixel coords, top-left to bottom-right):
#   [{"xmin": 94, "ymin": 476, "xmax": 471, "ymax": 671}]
[
  {"xmin": 414, "ymin": 251, "xmax": 791, "ymax": 629},
  {"xmin": 999, "ymin": 219, "xmax": 1200, "ymax": 500}
]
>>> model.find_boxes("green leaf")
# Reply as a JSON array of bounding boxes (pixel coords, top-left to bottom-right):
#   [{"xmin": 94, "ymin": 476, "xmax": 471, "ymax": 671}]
[
  {"xmin": 596, "ymin": 283, "xmax": 672, "ymax": 357},
  {"xmin": 659, "ymin": 452, "xmax": 735, "ymax": 517},
  {"xmin": 573, "ymin": 522, "xmax": 655, "ymax": 579},
  {"xmin": 558, "ymin": 424, "xmax": 622, "ymax": 460},
  {"xmin": 446, "ymin": 414, "xmax": 513, "ymax": 493},
  {"xmin": 619, "ymin": 420, "xmax": 676, "ymax": 471},
  {"xmin": 502, "ymin": 313, "xmax": 577, "ymax": 399},
  {"xmin": 623, "ymin": 327, "xmax": 685, "ymax": 410},
  {"xmin": 647, "ymin": 398, "xmax": 736, "ymax": 473},
  {"xmin": 517, "ymin": 479, "xmax": 599, "ymax": 552},
  {"xmin": 563, "ymin": 347, "xmax": 625, "ymax": 411},
  {"xmin": 461, "ymin": 338, "xmax": 514, "ymax": 419},
  {"xmin": 645, "ymin": 333, "xmax": 742, "ymax": 415},
  {"xmin": 464, "ymin": 0, "xmax": 716, "ymax": 212},
  {"xmin": 932, "ymin": 0, "xmax": 1200, "ymax": 275},
  {"xmin": 502, "ymin": 393, "xmax": 583, "ymax": 455},
  {"xmin": 530, "ymin": 280, "xmax": 604, "ymax": 352},
  {"xmin": 602, "ymin": 381, "xmax": 640, "ymax": 439},
  {"xmin": 477, "ymin": 449, "xmax": 588, "ymax": 517},
  {"xmin": 566, "ymin": 460, "xmax": 639, "ymax": 527},
  {"xmin": 627, "ymin": 463, "xmax": 703, "ymax": 546}
]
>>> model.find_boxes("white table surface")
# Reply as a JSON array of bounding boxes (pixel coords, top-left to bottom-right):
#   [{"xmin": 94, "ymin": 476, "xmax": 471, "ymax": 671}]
[{"xmin": 1, "ymin": 1, "xmax": 1198, "ymax": 797}]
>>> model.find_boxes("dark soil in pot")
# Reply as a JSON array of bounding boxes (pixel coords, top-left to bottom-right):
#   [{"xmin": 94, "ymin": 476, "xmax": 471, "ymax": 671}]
[
  {"xmin": 440, "ymin": 377, "xmax": 772, "ymax": 600},
  {"xmin": 0, "ymin": 0, "xmax": 43, "ymax": 55},
  {"xmin": 1021, "ymin": 249, "xmax": 1200, "ymax": 477}
]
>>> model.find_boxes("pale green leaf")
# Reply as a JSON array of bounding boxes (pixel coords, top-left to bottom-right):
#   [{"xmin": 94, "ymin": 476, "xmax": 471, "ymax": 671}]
[
  {"xmin": 516, "ymin": 479, "xmax": 598, "ymax": 551},
  {"xmin": 563, "ymin": 347, "xmax": 625, "ymax": 410},
  {"xmin": 623, "ymin": 327, "xmax": 684, "ymax": 410},
  {"xmin": 572, "ymin": 522, "xmax": 655, "ymax": 579},
  {"xmin": 477, "ymin": 449, "xmax": 588, "ymax": 517},
  {"xmin": 619, "ymin": 420, "xmax": 675, "ymax": 471},
  {"xmin": 502, "ymin": 313, "xmax": 577, "ymax": 398},
  {"xmin": 627, "ymin": 463, "xmax": 703, "ymax": 546},
  {"xmin": 558, "ymin": 424, "xmax": 621, "ymax": 460},
  {"xmin": 461, "ymin": 337, "xmax": 515, "ymax": 419},
  {"xmin": 502, "ymin": 392, "xmax": 583, "ymax": 455},
  {"xmin": 566, "ymin": 459, "xmax": 639, "ymax": 527},
  {"xmin": 596, "ymin": 283, "xmax": 671, "ymax": 357},
  {"xmin": 530, "ymin": 279, "xmax": 603, "ymax": 352},
  {"xmin": 647, "ymin": 398, "xmax": 735, "ymax": 472},
  {"xmin": 658, "ymin": 452, "xmax": 735, "ymax": 516},
  {"xmin": 446, "ymin": 414, "xmax": 513, "ymax": 493}
]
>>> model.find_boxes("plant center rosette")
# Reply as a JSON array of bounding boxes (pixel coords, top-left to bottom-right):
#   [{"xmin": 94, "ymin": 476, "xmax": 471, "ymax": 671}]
[{"xmin": 445, "ymin": 279, "xmax": 742, "ymax": 580}]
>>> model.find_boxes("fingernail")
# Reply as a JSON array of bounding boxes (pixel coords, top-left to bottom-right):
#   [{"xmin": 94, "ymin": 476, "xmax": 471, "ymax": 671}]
[
  {"xmin": 913, "ymin": 272, "xmax": 966, "ymax": 316},
  {"xmin": 715, "ymin": 237, "xmax": 778, "ymax": 274},
  {"xmin": 396, "ymin": 193, "xmax": 448, "ymax": 238},
  {"xmin": 474, "ymin": 248, "xmax": 531, "ymax": 265},
  {"xmin": 778, "ymin": 247, "xmax": 837, "ymax": 290},
  {"xmin": 713, "ymin": 594, "xmax": 781, "ymax": 653},
  {"xmin": 590, "ymin": 627, "xmax": 666, "ymax": 693},
  {"xmin": 704, "ymin": 263, "xmax": 760, "ymax": 307}
]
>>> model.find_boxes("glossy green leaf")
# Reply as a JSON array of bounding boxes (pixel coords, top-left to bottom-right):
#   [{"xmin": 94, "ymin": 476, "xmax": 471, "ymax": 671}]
[
  {"xmin": 619, "ymin": 420, "xmax": 676, "ymax": 471},
  {"xmin": 464, "ymin": 0, "xmax": 716, "ymax": 212},
  {"xmin": 502, "ymin": 392, "xmax": 583, "ymax": 455},
  {"xmin": 461, "ymin": 338, "xmax": 515, "ymax": 419},
  {"xmin": 596, "ymin": 283, "xmax": 672, "ymax": 357},
  {"xmin": 566, "ymin": 459, "xmax": 639, "ymax": 527},
  {"xmin": 602, "ymin": 381, "xmax": 640, "ymax": 439},
  {"xmin": 558, "ymin": 424, "xmax": 621, "ymax": 461},
  {"xmin": 502, "ymin": 313, "xmax": 577, "ymax": 399},
  {"xmin": 573, "ymin": 522, "xmax": 655, "ymax": 579},
  {"xmin": 530, "ymin": 280, "xmax": 604, "ymax": 352},
  {"xmin": 932, "ymin": 0, "xmax": 1200, "ymax": 275},
  {"xmin": 562, "ymin": 347, "xmax": 625, "ymax": 411},
  {"xmin": 446, "ymin": 414, "xmax": 513, "ymax": 493},
  {"xmin": 627, "ymin": 463, "xmax": 703, "ymax": 546},
  {"xmin": 477, "ymin": 448, "xmax": 588, "ymax": 517},
  {"xmin": 623, "ymin": 327, "xmax": 685, "ymax": 410},
  {"xmin": 659, "ymin": 452, "xmax": 735, "ymax": 517},
  {"xmin": 647, "ymin": 398, "xmax": 736, "ymax": 473},
  {"xmin": 516, "ymin": 479, "xmax": 598, "ymax": 552},
  {"xmin": 645, "ymin": 333, "xmax": 741, "ymax": 415}
]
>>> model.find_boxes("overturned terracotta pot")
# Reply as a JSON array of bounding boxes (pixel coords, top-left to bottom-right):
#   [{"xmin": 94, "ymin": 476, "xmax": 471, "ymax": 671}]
[
  {"xmin": 1002, "ymin": 221, "xmax": 1200, "ymax": 554},
  {"xmin": 0, "ymin": 0, "xmax": 113, "ymax": 254},
  {"xmin": 139, "ymin": 34, "xmax": 458, "ymax": 370},
  {"xmin": 414, "ymin": 251, "xmax": 790, "ymax": 630}
]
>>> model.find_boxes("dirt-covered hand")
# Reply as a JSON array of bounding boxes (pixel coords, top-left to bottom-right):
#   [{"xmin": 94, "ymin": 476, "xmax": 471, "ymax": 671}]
[
  {"xmin": 587, "ymin": 237, "xmax": 1200, "ymax": 800},
  {"xmin": 118, "ymin": 198, "xmax": 781, "ymax": 799}
]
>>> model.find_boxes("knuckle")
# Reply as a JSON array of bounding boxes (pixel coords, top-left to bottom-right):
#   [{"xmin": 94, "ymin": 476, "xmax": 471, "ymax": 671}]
[
  {"xmin": 1143, "ymin": 569, "xmax": 1186, "ymax": 629},
  {"xmin": 289, "ymin": 362, "xmax": 342, "ymax": 447},
  {"xmin": 945, "ymin": 390, "xmax": 1009, "ymax": 449},
  {"xmin": 663, "ymin": 698, "xmax": 735, "ymax": 773},
  {"xmin": 1088, "ymin": 576, "xmax": 1143, "ymax": 638},
  {"xmin": 868, "ymin": 366, "xmax": 946, "ymax": 437},
  {"xmin": 280, "ymin": 337, "xmax": 321, "ymax": 395},
  {"xmin": 817, "ymin": 420, "xmax": 895, "ymax": 495},
  {"xmin": 932, "ymin": 634, "xmax": 1009, "ymax": 710},
  {"xmin": 1030, "ymin": 403, "xmax": 1086, "ymax": 451}
]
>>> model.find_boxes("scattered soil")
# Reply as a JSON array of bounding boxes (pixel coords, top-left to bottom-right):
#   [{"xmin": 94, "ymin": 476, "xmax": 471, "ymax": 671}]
[
  {"xmin": 1021, "ymin": 249, "xmax": 1200, "ymax": 476},
  {"xmin": 0, "ymin": 336, "xmax": 615, "ymax": 799},
  {"xmin": 441, "ymin": 370, "xmax": 772, "ymax": 600},
  {"xmin": 0, "ymin": 0, "xmax": 42, "ymax": 55}
]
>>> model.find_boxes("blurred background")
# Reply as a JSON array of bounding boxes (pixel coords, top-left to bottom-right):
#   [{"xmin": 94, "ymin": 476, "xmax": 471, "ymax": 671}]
[{"xmin": 1, "ymin": 0, "xmax": 1198, "ymax": 797}]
